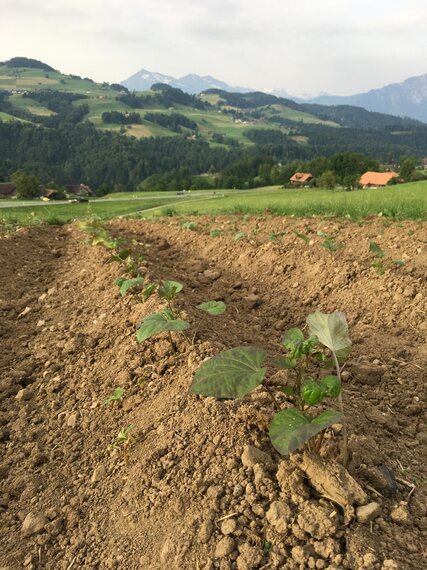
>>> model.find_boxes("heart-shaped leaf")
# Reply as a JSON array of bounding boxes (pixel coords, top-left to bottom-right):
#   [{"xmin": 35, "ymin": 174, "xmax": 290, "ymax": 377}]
[
  {"xmin": 196, "ymin": 301, "xmax": 226, "ymax": 315},
  {"xmin": 269, "ymin": 408, "xmax": 342, "ymax": 455},
  {"xmin": 136, "ymin": 310, "xmax": 190, "ymax": 342},
  {"xmin": 190, "ymin": 346, "xmax": 266, "ymax": 399},
  {"xmin": 321, "ymin": 375, "xmax": 341, "ymax": 397},
  {"xmin": 306, "ymin": 311, "xmax": 351, "ymax": 355},
  {"xmin": 282, "ymin": 328, "xmax": 304, "ymax": 351},
  {"xmin": 119, "ymin": 277, "xmax": 144, "ymax": 297},
  {"xmin": 158, "ymin": 280, "xmax": 183, "ymax": 300}
]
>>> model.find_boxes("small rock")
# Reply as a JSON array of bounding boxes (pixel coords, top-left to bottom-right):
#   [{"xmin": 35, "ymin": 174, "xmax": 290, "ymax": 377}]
[
  {"xmin": 36, "ymin": 320, "xmax": 45, "ymax": 327},
  {"xmin": 241, "ymin": 445, "xmax": 274, "ymax": 471},
  {"xmin": 91, "ymin": 465, "xmax": 107, "ymax": 483},
  {"xmin": 356, "ymin": 502, "xmax": 381, "ymax": 523},
  {"xmin": 351, "ymin": 362, "xmax": 384, "ymax": 385},
  {"xmin": 16, "ymin": 388, "xmax": 33, "ymax": 402},
  {"xmin": 38, "ymin": 293, "xmax": 47, "ymax": 303},
  {"xmin": 67, "ymin": 413, "xmax": 77, "ymax": 428},
  {"xmin": 363, "ymin": 553, "xmax": 377, "ymax": 567},
  {"xmin": 18, "ymin": 306, "xmax": 32, "ymax": 318},
  {"xmin": 390, "ymin": 502, "xmax": 410, "ymax": 524},
  {"xmin": 244, "ymin": 293, "xmax": 262, "ymax": 309},
  {"xmin": 198, "ymin": 521, "xmax": 213, "ymax": 543},
  {"xmin": 297, "ymin": 503, "xmax": 338, "ymax": 539},
  {"xmin": 236, "ymin": 543, "xmax": 263, "ymax": 570},
  {"xmin": 266, "ymin": 501, "xmax": 292, "ymax": 533},
  {"xmin": 204, "ymin": 269, "xmax": 221, "ymax": 281},
  {"xmin": 381, "ymin": 560, "xmax": 399, "ymax": 570},
  {"xmin": 221, "ymin": 518, "xmax": 237, "ymax": 535},
  {"xmin": 214, "ymin": 536, "xmax": 235, "ymax": 558},
  {"xmin": 21, "ymin": 512, "xmax": 48, "ymax": 537},
  {"xmin": 157, "ymin": 239, "xmax": 170, "ymax": 251}
]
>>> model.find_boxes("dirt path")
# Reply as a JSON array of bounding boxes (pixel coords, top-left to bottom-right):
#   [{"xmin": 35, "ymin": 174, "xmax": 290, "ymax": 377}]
[{"xmin": 0, "ymin": 216, "xmax": 426, "ymax": 569}]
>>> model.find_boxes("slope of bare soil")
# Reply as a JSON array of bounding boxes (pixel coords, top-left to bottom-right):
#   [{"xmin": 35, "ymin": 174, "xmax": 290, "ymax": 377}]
[{"xmin": 0, "ymin": 215, "xmax": 426, "ymax": 570}]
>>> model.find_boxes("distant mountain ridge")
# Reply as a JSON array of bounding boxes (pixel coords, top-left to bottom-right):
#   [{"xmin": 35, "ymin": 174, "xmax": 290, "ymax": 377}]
[
  {"xmin": 121, "ymin": 68, "xmax": 252, "ymax": 94},
  {"xmin": 303, "ymin": 73, "xmax": 427, "ymax": 123},
  {"xmin": 123, "ymin": 67, "xmax": 427, "ymax": 123}
]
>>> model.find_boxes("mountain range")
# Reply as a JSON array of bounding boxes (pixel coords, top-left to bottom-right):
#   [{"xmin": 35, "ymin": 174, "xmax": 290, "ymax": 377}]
[
  {"xmin": 121, "ymin": 68, "xmax": 252, "ymax": 94},
  {"xmin": 121, "ymin": 69, "xmax": 427, "ymax": 123},
  {"xmin": 304, "ymin": 74, "xmax": 427, "ymax": 123}
]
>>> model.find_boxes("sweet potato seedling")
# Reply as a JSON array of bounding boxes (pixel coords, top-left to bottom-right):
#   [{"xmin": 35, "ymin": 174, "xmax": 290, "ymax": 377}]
[
  {"xmin": 103, "ymin": 387, "xmax": 124, "ymax": 406},
  {"xmin": 190, "ymin": 311, "xmax": 351, "ymax": 461},
  {"xmin": 134, "ymin": 280, "xmax": 226, "ymax": 352},
  {"xmin": 112, "ymin": 424, "xmax": 134, "ymax": 467}
]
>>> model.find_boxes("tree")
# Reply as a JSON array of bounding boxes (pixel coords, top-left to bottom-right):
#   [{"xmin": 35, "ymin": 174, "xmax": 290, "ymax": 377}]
[
  {"xmin": 11, "ymin": 171, "xmax": 42, "ymax": 199},
  {"xmin": 399, "ymin": 158, "xmax": 416, "ymax": 182},
  {"xmin": 317, "ymin": 170, "xmax": 336, "ymax": 189}
]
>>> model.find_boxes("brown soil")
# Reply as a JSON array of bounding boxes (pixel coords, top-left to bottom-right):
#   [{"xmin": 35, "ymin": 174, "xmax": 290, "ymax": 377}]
[{"xmin": 0, "ymin": 215, "xmax": 426, "ymax": 570}]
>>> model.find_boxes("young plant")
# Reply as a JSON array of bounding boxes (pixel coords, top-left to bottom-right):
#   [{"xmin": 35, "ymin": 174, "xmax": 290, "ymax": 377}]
[
  {"xmin": 190, "ymin": 311, "xmax": 351, "ymax": 461},
  {"xmin": 103, "ymin": 387, "xmax": 124, "ymax": 405},
  {"xmin": 135, "ymin": 280, "xmax": 226, "ymax": 352},
  {"xmin": 112, "ymin": 424, "xmax": 134, "ymax": 467}
]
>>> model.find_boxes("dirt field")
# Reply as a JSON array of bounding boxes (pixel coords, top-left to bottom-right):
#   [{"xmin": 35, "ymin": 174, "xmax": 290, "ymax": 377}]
[{"xmin": 0, "ymin": 215, "xmax": 426, "ymax": 569}]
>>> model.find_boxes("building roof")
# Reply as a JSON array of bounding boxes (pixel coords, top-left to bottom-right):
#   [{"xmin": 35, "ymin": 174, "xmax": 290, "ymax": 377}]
[
  {"xmin": 0, "ymin": 183, "xmax": 16, "ymax": 196},
  {"xmin": 289, "ymin": 172, "xmax": 313, "ymax": 183},
  {"xmin": 359, "ymin": 171, "xmax": 399, "ymax": 186}
]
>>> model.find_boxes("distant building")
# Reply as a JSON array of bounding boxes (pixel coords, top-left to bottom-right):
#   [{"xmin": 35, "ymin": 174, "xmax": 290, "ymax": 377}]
[
  {"xmin": 0, "ymin": 183, "xmax": 17, "ymax": 198},
  {"xmin": 359, "ymin": 171, "xmax": 399, "ymax": 188},
  {"xmin": 65, "ymin": 184, "xmax": 92, "ymax": 197},
  {"xmin": 289, "ymin": 172, "xmax": 313, "ymax": 186},
  {"xmin": 43, "ymin": 189, "xmax": 62, "ymax": 200}
]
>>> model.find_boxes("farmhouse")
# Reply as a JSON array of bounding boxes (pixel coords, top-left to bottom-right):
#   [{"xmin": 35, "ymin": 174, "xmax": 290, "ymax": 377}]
[
  {"xmin": 359, "ymin": 171, "xmax": 398, "ymax": 188},
  {"xmin": 289, "ymin": 172, "xmax": 313, "ymax": 186},
  {"xmin": 65, "ymin": 183, "xmax": 93, "ymax": 197},
  {"xmin": 0, "ymin": 183, "xmax": 17, "ymax": 198}
]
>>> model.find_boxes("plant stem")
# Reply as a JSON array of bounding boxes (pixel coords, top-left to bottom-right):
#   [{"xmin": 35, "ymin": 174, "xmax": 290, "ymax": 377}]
[
  {"xmin": 263, "ymin": 385, "xmax": 282, "ymax": 411},
  {"xmin": 168, "ymin": 331, "xmax": 177, "ymax": 353},
  {"xmin": 332, "ymin": 350, "xmax": 348, "ymax": 466}
]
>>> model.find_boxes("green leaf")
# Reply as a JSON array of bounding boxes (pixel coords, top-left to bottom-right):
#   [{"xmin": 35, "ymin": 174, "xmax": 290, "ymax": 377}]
[
  {"xmin": 190, "ymin": 346, "xmax": 267, "ymax": 399},
  {"xmin": 142, "ymin": 283, "xmax": 157, "ymax": 301},
  {"xmin": 158, "ymin": 280, "xmax": 183, "ymax": 300},
  {"xmin": 369, "ymin": 240, "xmax": 385, "ymax": 258},
  {"xmin": 278, "ymin": 386, "xmax": 295, "ymax": 396},
  {"xmin": 196, "ymin": 300, "xmax": 226, "ymax": 315},
  {"xmin": 103, "ymin": 387, "xmax": 124, "ymax": 405},
  {"xmin": 301, "ymin": 379, "xmax": 326, "ymax": 405},
  {"xmin": 109, "ymin": 249, "xmax": 131, "ymax": 263},
  {"xmin": 393, "ymin": 259, "xmax": 405, "ymax": 267},
  {"xmin": 269, "ymin": 408, "xmax": 341, "ymax": 455},
  {"xmin": 136, "ymin": 310, "xmax": 190, "ymax": 342},
  {"xmin": 119, "ymin": 277, "xmax": 144, "ymax": 297},
  {"xmin": 233, "ymin": 231, "xmax": 246, "ymax": 241},
  {"xmin": 294, "ymin": 231, "xmax": 310, "ymax": 243},
  {"xmin": 271, "ymin": 356, "xmax": 297, "ymax": 369},
  {"xmin": 282, "ymin": 328, "xmax": 305, "ymax": 351},
  {"xmin": 321, "ymin": 240, "xmax": 344, "ymax": 251},
  {"xmin": 321, "ymin": 375, "xmax": 341, "ymax": 398},
  {"xmin": 306, "ymin": 311, "xmax": 351, "ymax": 356},
  {"xmin": 210, "ymin": 228, "xmax": 222, "ymax": 238},
  {"xmin": 371, "ymin": 261, "xmax": 385, "ymax": 275},
  {"xmin": 115, "ymin": 276, "xmax": 126, "ymax": 287},
  {"xmin": 182, "ymin": 221, "xmax": 197, "ymax": 230}
]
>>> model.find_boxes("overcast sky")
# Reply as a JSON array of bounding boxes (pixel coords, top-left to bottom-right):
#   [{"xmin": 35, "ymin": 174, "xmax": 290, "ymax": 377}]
[{"xmin": 2, "ymin": 0, "xmax": 426, "ymax": 96}]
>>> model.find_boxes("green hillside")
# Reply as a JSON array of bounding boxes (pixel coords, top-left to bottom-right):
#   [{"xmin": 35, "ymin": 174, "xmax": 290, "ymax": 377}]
[{"xmin": 0, "ymin": 61, "xmax": 338, "ymax": 144}]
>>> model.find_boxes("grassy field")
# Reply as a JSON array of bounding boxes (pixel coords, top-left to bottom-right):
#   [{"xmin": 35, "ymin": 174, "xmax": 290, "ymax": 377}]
[
  {"xmin": 0, "ymin": 67, "xmax": 118, "ymax": 97},
  {"xmin": 147, "ymin": 182, "xmax": 427, "ymax": 220},
  {"xmin": 1, "ymin": 183, "xmax": 425, "ymax": 228},
  {"xmin": 0, "ymin": 197, "xmax": 185, "ymax": 227}
]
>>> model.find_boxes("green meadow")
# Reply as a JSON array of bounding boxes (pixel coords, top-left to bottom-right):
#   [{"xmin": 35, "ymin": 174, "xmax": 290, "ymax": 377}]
[
  {"xmin": 149, "ymin": 182, "xmax": 427, "ymax": 220},
  {"xmin": 1, "ymin": 182, "xmax": 425, "ymax": 229}
]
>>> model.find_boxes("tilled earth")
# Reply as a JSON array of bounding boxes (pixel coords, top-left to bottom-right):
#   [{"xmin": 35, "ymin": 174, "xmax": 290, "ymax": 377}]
[{"xmin": 0, "ymin": 214, "xmax": 426, "ymax": 570}]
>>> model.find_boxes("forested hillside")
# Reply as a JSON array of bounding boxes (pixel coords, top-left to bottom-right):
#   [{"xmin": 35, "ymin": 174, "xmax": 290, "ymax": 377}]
[{"xmin": 1, "ymin": 58, "xmax": 427, "ymax": 191}]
